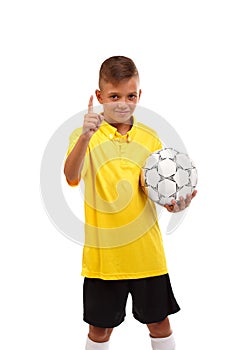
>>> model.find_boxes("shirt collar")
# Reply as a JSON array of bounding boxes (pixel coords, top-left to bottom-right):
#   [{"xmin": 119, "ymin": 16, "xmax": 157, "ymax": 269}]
[{"xmin": 99, "ymin": 115, "xmax": 137, "ymax": 142}]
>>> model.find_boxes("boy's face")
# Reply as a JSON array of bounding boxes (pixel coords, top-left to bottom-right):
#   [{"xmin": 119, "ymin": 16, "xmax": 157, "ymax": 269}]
[{"xmin": 95, "ymin": 77, "xmax": 141, "ymax": 125}]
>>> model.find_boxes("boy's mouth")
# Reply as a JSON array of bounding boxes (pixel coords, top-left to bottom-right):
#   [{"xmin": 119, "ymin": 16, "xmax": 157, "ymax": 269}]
[{"xmin": 115, "ymin": 110, "xmax": 131, "ymax": 114}]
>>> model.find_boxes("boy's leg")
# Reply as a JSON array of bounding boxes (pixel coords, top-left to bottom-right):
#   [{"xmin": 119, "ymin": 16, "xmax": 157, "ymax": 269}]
[
  {"xmin": 85, "ymin": 326, "xmax": 113, "ymax": 350},
  {"xmin": 83, "ymin": 277, "xmax": 128, "ymax": 349},
  {"xmin": 129, "ymin": 275, "xmax": 179, "ymax": 349},
  {"xmin": 147, "ymin": 317, "xmax": 172, "ymax": 338},
  {"xmin": 147, "ymin": 317, "xmax": 175, "ymax": 350},
  {"xmin": 88, "ymin": 325, "xmax": 114, "ymax": 342}
]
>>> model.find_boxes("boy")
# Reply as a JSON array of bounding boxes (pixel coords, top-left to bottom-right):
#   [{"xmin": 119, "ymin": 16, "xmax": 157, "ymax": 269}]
[{"xmin": 64, "ymin": 56, "xmax": 196, "ymax": 350}]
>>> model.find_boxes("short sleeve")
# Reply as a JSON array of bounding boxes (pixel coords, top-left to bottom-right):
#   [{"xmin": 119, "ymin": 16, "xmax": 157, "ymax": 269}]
[{"xmin": 66, "ymin": 127, "xmax": 82, "ymax": 157}]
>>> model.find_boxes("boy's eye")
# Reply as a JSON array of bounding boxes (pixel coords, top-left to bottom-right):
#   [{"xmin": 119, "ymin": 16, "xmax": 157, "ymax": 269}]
[
  {"xmin": 110, "ymin": 95, "xmax": 118, "ymax": 100},
  {"xmin": 109, "ymin": 94, "xmax": 137, "ymax": 101},
  {"xmin": 128, "ymin": 94, "xmax": 137, "ymax": 100}
]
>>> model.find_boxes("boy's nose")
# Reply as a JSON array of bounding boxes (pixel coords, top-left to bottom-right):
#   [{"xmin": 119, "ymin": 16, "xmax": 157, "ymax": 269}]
[{"xmin": 117, "ymin": 101, "xmax": 128, "ymax": 109}]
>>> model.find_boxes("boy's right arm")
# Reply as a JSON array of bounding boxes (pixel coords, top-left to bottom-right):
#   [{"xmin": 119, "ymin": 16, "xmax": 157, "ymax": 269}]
[{"xmin": 64, "ymin": 96, "xmax": 103, "ymax": 186}]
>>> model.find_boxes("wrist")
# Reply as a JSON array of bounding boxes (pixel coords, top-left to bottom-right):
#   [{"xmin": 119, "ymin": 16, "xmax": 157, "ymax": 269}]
[{"xmin": 80, "ymin": 131, "xmax": 92, "ymax": 143}]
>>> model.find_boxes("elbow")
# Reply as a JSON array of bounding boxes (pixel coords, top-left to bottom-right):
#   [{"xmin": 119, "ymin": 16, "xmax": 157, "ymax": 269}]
[
  {"xmin": 65, "ymin": 176, "xmax": 80, "ymax": 187},
  {"xmin": 64, "ymin": 163, "xmax": 80, "ymax": 187}
]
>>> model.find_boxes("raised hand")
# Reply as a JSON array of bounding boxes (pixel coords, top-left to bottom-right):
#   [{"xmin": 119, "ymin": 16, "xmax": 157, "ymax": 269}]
[{"xmin": 82, "ymin": 95, "xmax": 104, "ymax": 138}]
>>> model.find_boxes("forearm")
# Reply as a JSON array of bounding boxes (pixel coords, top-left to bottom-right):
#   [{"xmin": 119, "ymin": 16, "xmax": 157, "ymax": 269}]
[{"xmin": 64, "ymin": 133, "xmax": 90, "ymax": 185}]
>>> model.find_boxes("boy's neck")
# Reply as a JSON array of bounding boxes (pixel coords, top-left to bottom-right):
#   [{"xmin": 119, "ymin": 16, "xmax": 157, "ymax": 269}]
[
  {"xmin": 105, "ymin": 116, "xmax": 133, "ymax": 135},
  {"xmin": 115, "ymin": 123, "xmax": 132, "ymax": 135}
]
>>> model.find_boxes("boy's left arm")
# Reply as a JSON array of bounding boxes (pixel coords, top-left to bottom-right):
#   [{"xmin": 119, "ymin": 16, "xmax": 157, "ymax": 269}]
[{"xmin": 164, "ymin": 190, "xmax": 197, "ymax": 213}]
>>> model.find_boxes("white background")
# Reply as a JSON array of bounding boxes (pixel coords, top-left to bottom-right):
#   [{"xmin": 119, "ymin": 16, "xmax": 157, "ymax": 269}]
[{"xmin": 1, "ymin": 1, "xmax": 233, "ymax": 349}]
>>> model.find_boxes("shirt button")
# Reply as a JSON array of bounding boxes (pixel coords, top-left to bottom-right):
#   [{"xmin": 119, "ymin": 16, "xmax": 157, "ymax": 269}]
[{"xmin": 109, "ymin": 134, "xmax": 114, "ymax": 139}]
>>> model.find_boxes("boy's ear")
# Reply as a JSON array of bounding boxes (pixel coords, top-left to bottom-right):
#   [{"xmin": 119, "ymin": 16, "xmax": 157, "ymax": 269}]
[
  {"xmin": 138, "ymin": 89, "xmax": 142, "ymax": 101},
  {"xmin": 95, "ymin": 89, "xmax": 103, "ymax": 104}
]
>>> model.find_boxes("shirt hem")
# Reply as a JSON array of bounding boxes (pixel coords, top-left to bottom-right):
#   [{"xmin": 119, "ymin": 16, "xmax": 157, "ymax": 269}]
[{"xmin": 81, "ymin": 269, "xmax": 168, "ymax": 280}]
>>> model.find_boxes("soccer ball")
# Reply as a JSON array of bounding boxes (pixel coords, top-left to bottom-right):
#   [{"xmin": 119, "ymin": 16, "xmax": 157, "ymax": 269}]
[{"xmin": 140, "ymin": 148, "xmax": 198, "ymax": 206}]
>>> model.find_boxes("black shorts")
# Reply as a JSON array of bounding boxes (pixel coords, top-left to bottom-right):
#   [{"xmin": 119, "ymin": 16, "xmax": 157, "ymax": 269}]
[{"xmin": 83, "ymin": 274, "xmax": 180, "ymax": 328}]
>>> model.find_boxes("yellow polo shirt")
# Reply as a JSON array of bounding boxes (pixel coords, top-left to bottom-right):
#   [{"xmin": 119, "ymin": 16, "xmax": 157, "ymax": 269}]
[{"xmin": 66, "ymin": 119, "xmax": 168, "ymax": 280}]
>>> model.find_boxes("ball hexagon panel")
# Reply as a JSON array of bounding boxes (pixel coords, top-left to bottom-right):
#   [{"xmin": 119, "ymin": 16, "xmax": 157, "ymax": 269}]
[
  {"xmin": 158, "ymin": 179, "xmax": 177, "ymax": 198},
  {"xmin": 158, "ymin": 159, "xmax": 177, "ymax": 178},
  {"xmin": 146, "ymin": 169, "xmax": 161, "ymax": 187},
  {"xmin": 144, "ymin": 154, "xmax": 160, "ymax": 169},
  {"xmin": 190, "ymin": 168, "xmax": 198, "ymax": 187},
  {"xmin": 176, "ymin": 153, "xmax": 192, "ymax": 170},
  {"xmin": 147, "ymin": 187, "xmax": 160, "ymax": 203},
  {"xmin": 173, "ymin": 168, "xmax": 189, "ymax": 187}
]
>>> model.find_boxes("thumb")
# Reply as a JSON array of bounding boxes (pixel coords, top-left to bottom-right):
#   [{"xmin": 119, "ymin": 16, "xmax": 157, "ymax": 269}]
[{"xmin": 98, "ymin": 113, "xmax": 104, "ymax": 122}]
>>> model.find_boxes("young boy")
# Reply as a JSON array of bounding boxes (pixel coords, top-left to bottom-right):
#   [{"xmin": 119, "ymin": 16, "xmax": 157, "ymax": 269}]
[{"xmin": 64, "ymin": 56, "xmax": 196, "ymax": 350}]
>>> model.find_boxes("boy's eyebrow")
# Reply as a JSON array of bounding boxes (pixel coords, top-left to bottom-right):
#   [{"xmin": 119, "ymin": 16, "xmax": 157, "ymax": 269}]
[{"xmin": 107, "ymin": 91, "xmax": 138, "ymax": 95}]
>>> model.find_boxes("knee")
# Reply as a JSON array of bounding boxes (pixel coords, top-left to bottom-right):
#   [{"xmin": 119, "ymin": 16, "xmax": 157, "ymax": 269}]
[
  {"xmin": 147, "ymin": 317, "xmax": 172, "ymax": 338},
  {"xmin": 88, "ymin": 325, "xmax": 113, "ymax": 343}
]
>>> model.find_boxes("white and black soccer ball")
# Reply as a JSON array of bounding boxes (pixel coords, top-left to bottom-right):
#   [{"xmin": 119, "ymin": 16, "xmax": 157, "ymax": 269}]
[{"xmin": 140, "ymin": 148, "xmax": 198, "ymax": 206}]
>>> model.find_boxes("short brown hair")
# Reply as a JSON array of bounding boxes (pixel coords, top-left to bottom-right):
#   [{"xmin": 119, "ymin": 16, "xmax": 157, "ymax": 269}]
[{"xmin": 99, "ymin": 56, "xmax": 139, "ymax": 89}]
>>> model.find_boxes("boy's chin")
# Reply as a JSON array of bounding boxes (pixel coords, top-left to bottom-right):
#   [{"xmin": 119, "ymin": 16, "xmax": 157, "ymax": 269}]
[{"xmin": 105, "ymin": 113, "xmax": 133, "ymax": 125}]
